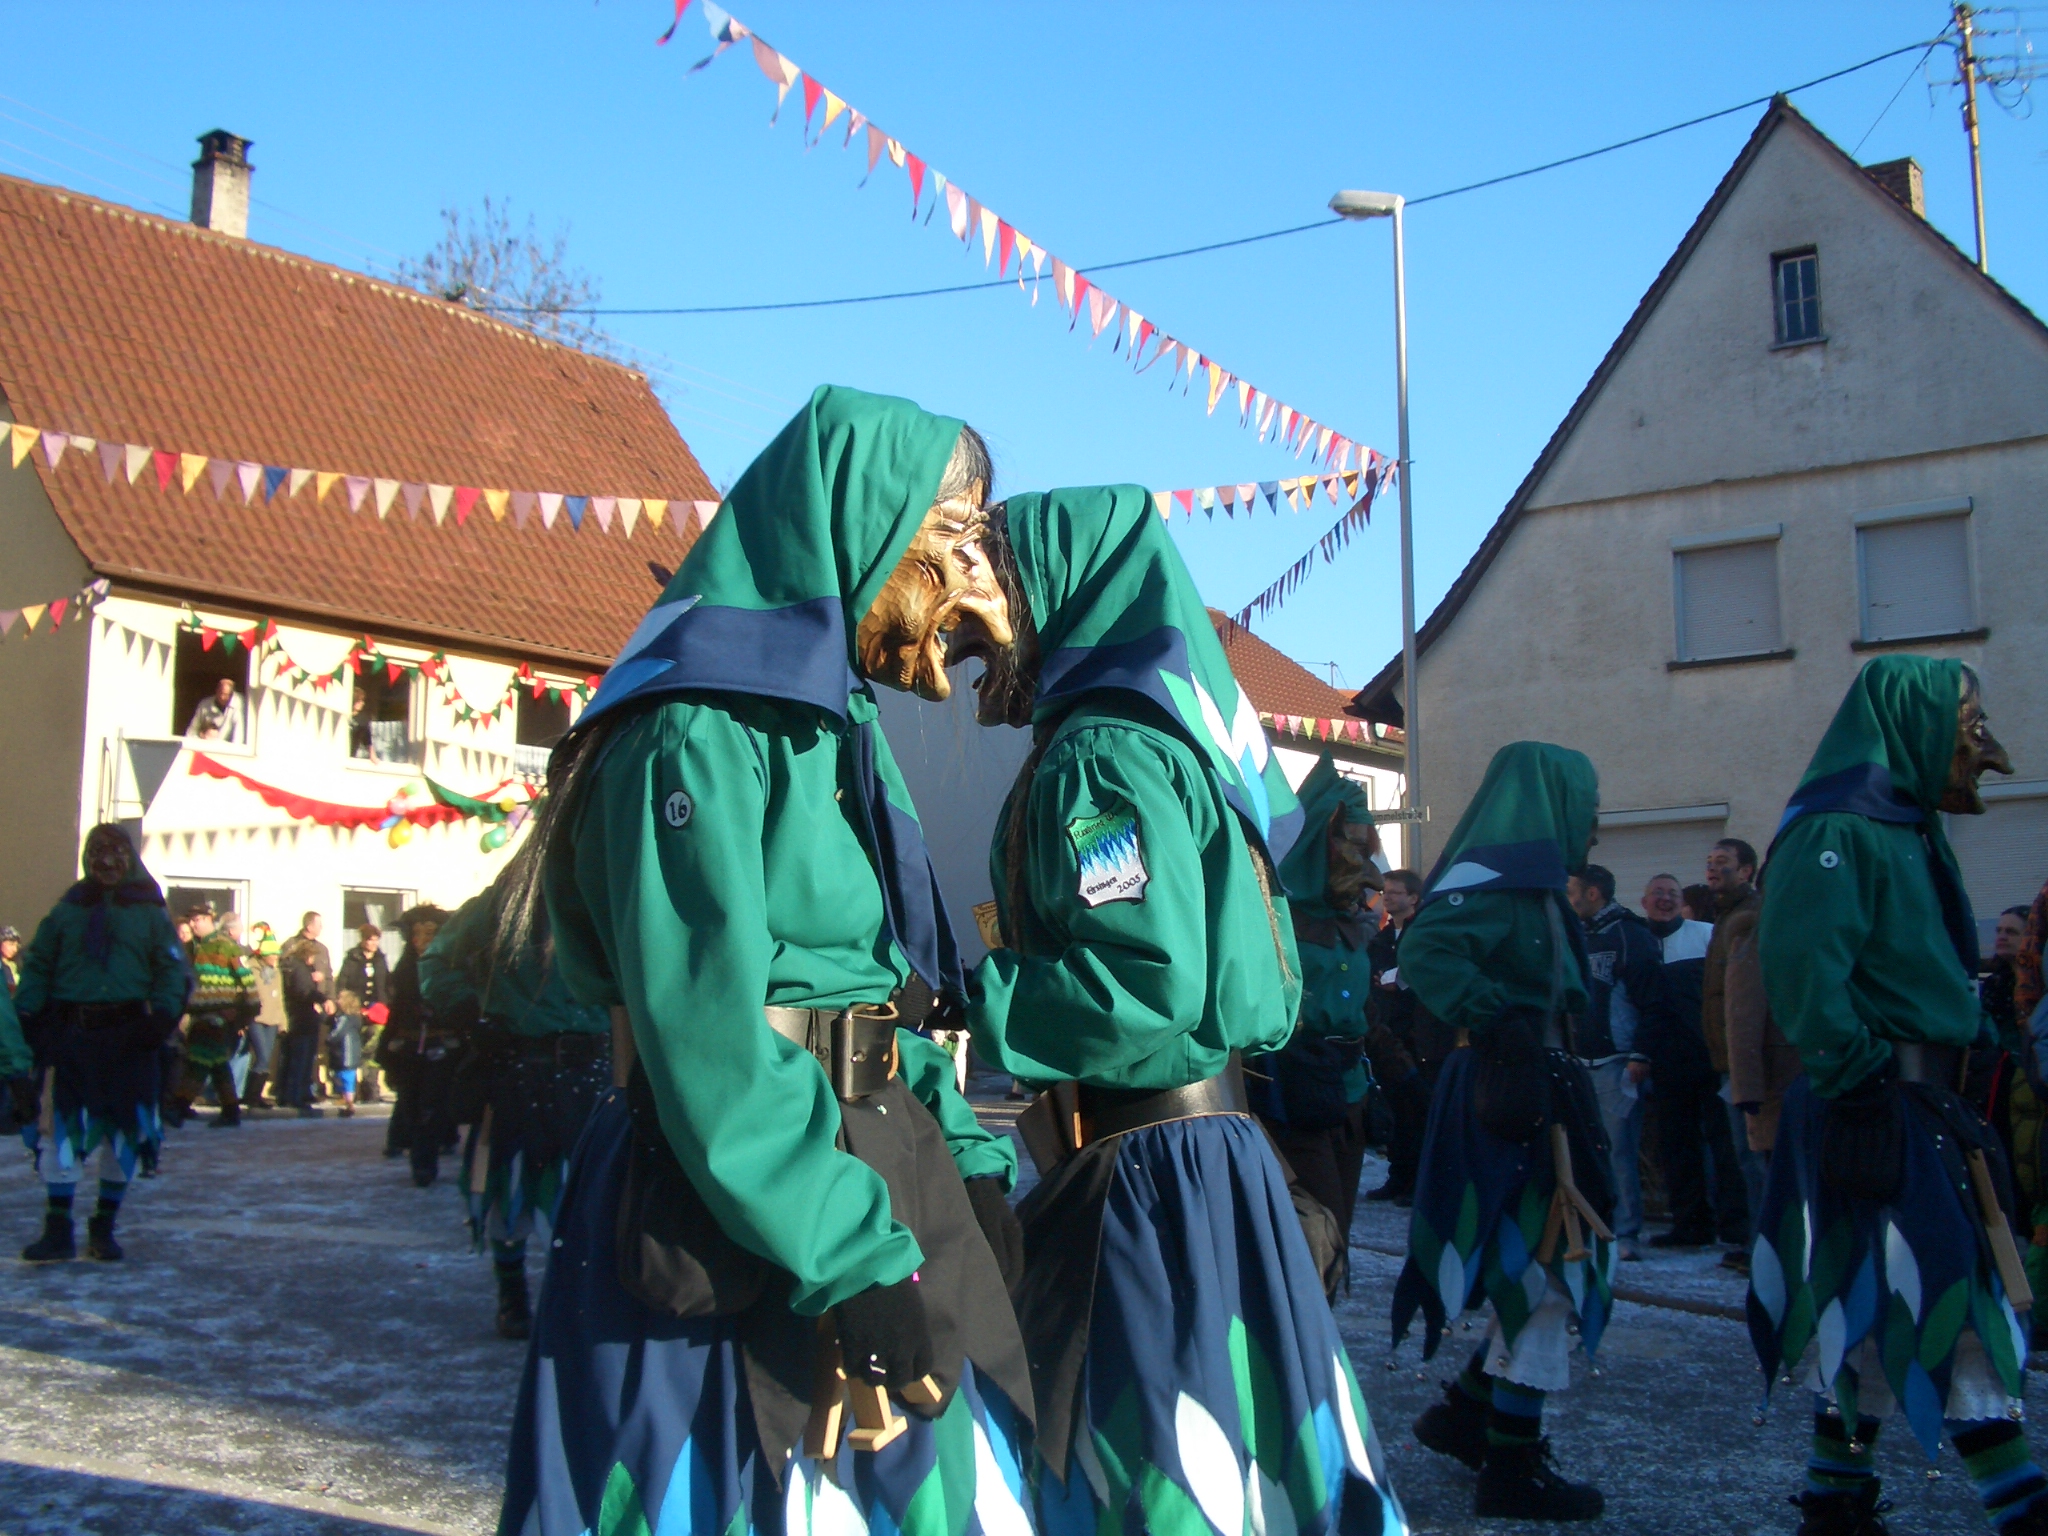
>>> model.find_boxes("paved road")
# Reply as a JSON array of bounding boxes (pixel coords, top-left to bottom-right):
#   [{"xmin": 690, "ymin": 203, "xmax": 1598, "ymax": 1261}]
[{"xmin": 2, "ymin": 1101, "xmax": 2038, "ymax": 1534}]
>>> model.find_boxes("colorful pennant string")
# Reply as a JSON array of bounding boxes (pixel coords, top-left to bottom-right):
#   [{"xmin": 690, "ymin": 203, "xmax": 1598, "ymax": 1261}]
[
  {"xmin": 188, "ymin": 752, "xmax": 541, "ymax": 853},
  {"xmin": 0, "ymin": 576, "xmax": 109, "ymax": 642},
  {"xmin": 674, "ymin": 8, "xmax": 1383, "ymax": 477},
  {"xmin": 1150, "ymin": 457, "xmax": 1390, "ymax": 521},
  {"xmin": 5, "ymin": 416, "xmax": 717, "ymax": 542},
  {"xmin": 1228, "ymin": 456, "xmax": 1399, "ymax": 629},
  {"xmin": 1256, "ymin": 711, "xmax": 1401, "ymax": 747}
]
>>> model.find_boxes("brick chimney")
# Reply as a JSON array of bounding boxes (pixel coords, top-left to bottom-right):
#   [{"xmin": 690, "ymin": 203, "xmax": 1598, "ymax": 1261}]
[
  {"xmin": 190, "ymin": 130, "xmax": 253, "ymax": 239},
  {"xmin": 1862, "ymin": 157, "xmax": 1925, "ymax": 219}
]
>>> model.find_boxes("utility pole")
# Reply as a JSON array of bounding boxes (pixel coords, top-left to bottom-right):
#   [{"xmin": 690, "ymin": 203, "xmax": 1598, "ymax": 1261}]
[{"xmin": 1955, "ymin": 1, "xmax": 1990, "ymax": 272}]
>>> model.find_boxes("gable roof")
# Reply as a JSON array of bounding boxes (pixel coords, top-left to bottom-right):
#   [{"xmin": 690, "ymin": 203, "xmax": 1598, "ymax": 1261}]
[
  {"xmin": 1207, "ymin": 609, "xmax": 1359, "ymax": 717},
  {"xmin": 1351, "ymin": 96, "xmax": 2048, "ymax": 724},
  {"xmin": 0, "ymin": 171, "xmax": 718, "ymax": 669}
]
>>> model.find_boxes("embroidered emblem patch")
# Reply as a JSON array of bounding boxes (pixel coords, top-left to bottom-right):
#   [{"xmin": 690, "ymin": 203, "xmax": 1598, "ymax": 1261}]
[
  {"xmin": 663, "ymin": 789, "xmax": 693, "ymax": 829},
  {"xmin": 1068, "ymin": 806, "xmax": 1148, "ymax": 907}
]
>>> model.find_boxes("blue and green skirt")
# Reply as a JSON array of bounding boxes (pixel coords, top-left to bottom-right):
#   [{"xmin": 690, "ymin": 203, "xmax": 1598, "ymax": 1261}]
[
  {"xmin": 1019, "ymin": 1112, "xmax": 1405, "ymax": 1536},
  {"xmin": 463, "ymin": 1042, "xmax": 610, "ymax": 1250},
  {"xmin": 500, "ymin": 1091, "xmax": 1033, "ymax": 1536}
]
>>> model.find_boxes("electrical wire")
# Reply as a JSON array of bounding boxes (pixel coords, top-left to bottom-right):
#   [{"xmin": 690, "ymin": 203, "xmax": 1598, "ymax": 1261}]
[
  {"xmin": 518, "ymin": 35, "xmax": 1946, "ymax": 317},
  {"xmin": 1852, "ymin": 41, "xmax": 1945, "ymax": 156}
]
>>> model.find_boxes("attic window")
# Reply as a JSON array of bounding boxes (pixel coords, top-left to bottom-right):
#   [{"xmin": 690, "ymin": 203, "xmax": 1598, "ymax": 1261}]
[{"xmin": 1772, "ymin": 249, "xmax": 1822, "ymax": 346}]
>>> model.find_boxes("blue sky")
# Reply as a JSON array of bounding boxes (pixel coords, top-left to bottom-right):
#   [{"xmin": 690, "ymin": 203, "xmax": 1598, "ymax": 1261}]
[{"xmin": 4, "ymin": 2, "xmax": 2041, "ymax": 688}]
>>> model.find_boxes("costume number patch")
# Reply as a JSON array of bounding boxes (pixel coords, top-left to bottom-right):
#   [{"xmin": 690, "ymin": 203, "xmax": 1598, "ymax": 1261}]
[
  {"xmin": 1069, "ymin": 807, "xmax": 1148, "ymax": 907},
  {"xmin": 663, "ymin": 789, "xmax": 693, "ymax": 829}
]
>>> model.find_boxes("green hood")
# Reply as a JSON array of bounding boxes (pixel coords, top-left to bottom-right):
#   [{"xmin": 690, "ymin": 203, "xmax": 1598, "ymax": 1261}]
[
  {"xmin": 1774, "ymin": 655, "xmax": 1977, "ymax": 971},
  {"xmin": 1421, "ymin": 741, "xmax": 1599, "ymax": 905},
  {"xmin": 1278, "ymin": 751, "xmax": 1375, "ymax": 912},
  {"xmin": 1004, "ymin": 484, "xmax": 1302, "ymax": 863}
]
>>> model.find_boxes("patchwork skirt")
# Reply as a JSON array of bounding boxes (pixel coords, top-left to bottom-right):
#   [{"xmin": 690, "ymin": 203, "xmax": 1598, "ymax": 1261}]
[
  {"xmin": 499, "ymin": 1091, "xmax": 1033, "ymax": 1536},
  {"xmin": 1020, "ymin": 1112, "xmax": 1406, "ymax": 1536},
  {"xmin": 1391, "ymin": 1047, "xmax": 1615, "ymax": 1381},
  {"xmin": 1747, "ymin": 1074, "xmax": 2027, "ymax": 1454},
  {"xmin": 25, "ymin": 1019, "xmax": 163, "ymax": 1184},
  {"xmin": 462, "ymin": 1038, "xmax": 611, "ymax": 1249}
]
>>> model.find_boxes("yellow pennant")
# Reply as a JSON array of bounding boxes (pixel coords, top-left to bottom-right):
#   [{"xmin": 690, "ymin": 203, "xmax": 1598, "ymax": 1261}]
[
  {"xmin": 644, "ymin": 497, "xmax": 668, "ymax": 530},
  {"xmin": 19, "ymin": 603, "xmax": 45, "ymax": 632},
  {"xmin": 484, "ymin": 489, "xmax": 510, "ymax": 522},
  {"xmin": 822, "ymin": 91, "xmax": 846, "ymax": 131},
  {"xmin": 9, "ymin": 423, "xmax": 37, "ymax": 467},
  {"xmin": 180, "ymin": 453, "xmax": 208, "ymax": 492},
  {"xmin": 315, "ymin": 471, "xmax": 341, "ymax": 505}
]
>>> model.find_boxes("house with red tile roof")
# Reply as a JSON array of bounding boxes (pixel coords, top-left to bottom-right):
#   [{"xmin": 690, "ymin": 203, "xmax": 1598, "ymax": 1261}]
[{"xmin": 0, "ymin": 137, "xmax": 717, "ymax": 930}]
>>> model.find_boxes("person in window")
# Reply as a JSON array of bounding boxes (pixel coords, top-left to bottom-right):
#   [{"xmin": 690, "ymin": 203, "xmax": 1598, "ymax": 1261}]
[
  {"xmin": 1750, "ymin": 657, "xmax": 2048, "ymax": 1533},
  {"xmin": 185, "ymin": 676, "xmax": 241, "ymax": 742},
  {"xmin": 330, "ymin": 924, "xmax": 389, "ymax": 1118},
  {"xmin": 967, "ymin": 486, "xmax": 1408, "ymax": 1536},
  {"xmin": 348, "ymin": 685, "xmax": 374, "ymax": 761},
  {"xmin": 13, "ymin": 824, "xmax": 189, "ymax": 1262},
  {"xmin": 495, "ymin": 386, "xmax": 1032, "ymax": 1536}
]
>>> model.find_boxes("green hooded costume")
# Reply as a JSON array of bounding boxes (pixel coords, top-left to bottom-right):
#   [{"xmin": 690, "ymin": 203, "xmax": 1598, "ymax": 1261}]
[
  {"xmin": 544, "ymin": 384, "xmax": 1013, "ymax": 1315},
  {"xmin": 1279, "ymin": 752, "xmax": 1380, "ymax": 1079},
  {"xmin": 1760, "ymin": 655, "xmax": 1984, "ymax": 1098},
  {"xmin": 971, "ymin": 483, "xmax": 1304, "ymax": 1091},
  {"xmin": 420, "ymin": 886, "xmax": 610, "ymax": 1039}
]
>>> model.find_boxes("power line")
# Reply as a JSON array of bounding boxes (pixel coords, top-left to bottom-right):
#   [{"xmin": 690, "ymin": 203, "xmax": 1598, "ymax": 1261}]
[{"xmin": 521, "ymin": 35, "xmax": 1943, "ymax": 318}]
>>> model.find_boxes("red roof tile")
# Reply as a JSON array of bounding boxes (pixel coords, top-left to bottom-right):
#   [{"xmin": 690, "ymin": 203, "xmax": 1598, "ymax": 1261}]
[
  {"xmin": 1206, "ymin": 609, "xmax": 1360, "ymax": 719},
  {"xmin": 0, "ymin": 172, "xmax": 716, "ymax": 667}
]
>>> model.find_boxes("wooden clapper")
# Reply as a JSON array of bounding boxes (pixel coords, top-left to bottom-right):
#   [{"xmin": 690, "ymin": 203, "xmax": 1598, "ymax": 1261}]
[{"xmin": 804, "ymin": 1318, "xmax": 943, "ymax": 1457}]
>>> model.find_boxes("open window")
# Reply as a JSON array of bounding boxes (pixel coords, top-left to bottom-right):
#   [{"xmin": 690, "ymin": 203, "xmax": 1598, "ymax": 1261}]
[
  {"xmin": 173, "ymin": 629, "xmax": 250, "ymax": 744},
  {"xmin": 513, "ymin": 686, "xmax": 571, "ymax": 779},
  {"xmin": 348, "ymin": 668, "xmax": 419, "ymax": 765}
]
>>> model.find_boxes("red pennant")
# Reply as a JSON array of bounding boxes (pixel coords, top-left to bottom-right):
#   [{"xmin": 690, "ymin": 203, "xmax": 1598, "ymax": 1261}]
[
  {"xmin": 153, "ymin": 450, "xmax": 176, "ymax": 490},
  {"xmin": 1173, "ymin": 489, "xmax": 1194, "ymax": 516},
  {"xmin": 905, "ymin": 153, "xmax": 925, "ymax": 211},
  {"xmin": 386, "ymin": 661, "xmax": 402, "ymax": 685},
  {"xmin": 201, "ymin": 626, "xmax": 219, "ymax": 651},
  {"xmin": 802, "ymin": 74, "xmax": 823, "ymax": 130},
  {"xmin": 655, "ymin": 0, "xmax": 691, "ymax": 44},
  {"xmin": 1069, "ymin": 274, "xmax": 1090, "ymax": 331},
  {"xmin": 48, "ymin": 597, "xmax": 69, "ymax": 628},
  {"xmin": 997, "ymin": 220, "xmax": 1015, "ymax": 277},
  {"xmin": 454, "ymin": 487, "xmax": 479, "ymax": 525}
]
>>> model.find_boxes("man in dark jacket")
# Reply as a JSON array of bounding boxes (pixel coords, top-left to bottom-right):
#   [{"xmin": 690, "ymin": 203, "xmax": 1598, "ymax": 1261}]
[
  {"xmin": 1702, "ymin": 838, "xmax": 1768, "ymax": 1243},
  {"xmin": 278, "ymin": 913, "xmax": 333, "ymax": 1115},
  {"xmin": 376, "ymin": 905, "xmax": 455, "ymax": 1184},
  {"xmin": 1567, "ymin": 864, "xmax": 1682, "ymax": 1259},
  {"xmin": 1364, "ymin": 869, "xmax": 1429, "ymax": 1204}
]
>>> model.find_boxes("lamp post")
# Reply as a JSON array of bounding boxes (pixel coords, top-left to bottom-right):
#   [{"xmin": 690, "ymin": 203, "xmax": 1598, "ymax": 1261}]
[{"xmin": 1328, "ymin": 189, "xmax": 1420, "ymax": 865}]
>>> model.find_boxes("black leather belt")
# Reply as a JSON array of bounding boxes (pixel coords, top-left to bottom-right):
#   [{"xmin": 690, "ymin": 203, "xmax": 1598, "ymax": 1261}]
[
  {"xmin": 1894, "ymin": 1041, "xmax": 1965, "ymax": 1089},
  {"xmin": 506, "ymin": 1029, "xmax": 609, "ymax": 1068},
  {"xmin": 1080, "ymin": 1054, "xmax": 1251, "ymax": 1140},
  {"xmin": 61, "ymin": 1001, "xmax": 145, "ymax": 1031},
  {"xmin": 764, "ymin": 1005, "xmax": 898, "ymax": 1100}
]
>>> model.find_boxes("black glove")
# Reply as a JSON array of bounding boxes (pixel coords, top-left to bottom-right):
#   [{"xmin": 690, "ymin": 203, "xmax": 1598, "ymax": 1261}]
[
  {"xmin": 3, "ymin": 1074, "xmax": 37, "ymax": 1132},
  {"xmin": 1820, "ymin": 1057, "xmax": 1905, "ymax": 1205},
  {"xmin": 132, "ymin": 1007, "xmax": 181, "ymax": 1053},
  {"xmin": 965, "ymin": 1176, "xmax": 1025, "ymax": 1290},
  {"xmin": 1472, "ymin": 1012, "xmax": 1549, "ymax": 1144},
  {"xmin": 833, "ymin": 1275, "xmax": 935, "ymax": 1391}
]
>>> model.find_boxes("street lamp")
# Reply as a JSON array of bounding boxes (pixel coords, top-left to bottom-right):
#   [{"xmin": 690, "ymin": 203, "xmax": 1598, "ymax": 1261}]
[{"xmin": 1329, "ymin": 188, "xmax": 1421, "ymax": 866}]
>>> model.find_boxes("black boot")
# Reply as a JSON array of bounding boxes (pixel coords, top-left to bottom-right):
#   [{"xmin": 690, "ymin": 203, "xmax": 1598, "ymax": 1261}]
[
  {"xmin": 22, "ymin": 1213, "xmax": 75, "ymax": 1262},
  {"xmin": 495, "ymin": 1263, "xmax": 532, "ymax": 1340},
  {"xmin": 1792, "ymin": 1481, "xmax": 1890, "ymax": 1535},
  {"xmin": 85, "ymin": 1212, "xmax": 123, "ymax": 1262},
  {"xmin": 1412, "ymin": 1381, "xmax": 1490, "ymax": 1471},
  {"xmin": 1473, "ymin": 1438, "xmax": 1604, "ymax": 1521}
]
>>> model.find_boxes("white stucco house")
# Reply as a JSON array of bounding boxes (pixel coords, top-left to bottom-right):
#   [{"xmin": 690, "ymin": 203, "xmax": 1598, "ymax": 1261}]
[
  {"xmin": 0, "ymin": 140, "xmax": 717, "ymax": 942},
  {"xmin": 1351, "ymin": 98, "xmax": 2048, "ymax": 924}
]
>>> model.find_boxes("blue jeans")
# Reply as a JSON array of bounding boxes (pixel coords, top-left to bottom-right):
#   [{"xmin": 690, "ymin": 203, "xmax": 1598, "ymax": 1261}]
[
  {"xmin": 1721, "ymin": 1076, "xmax": 1767, "ymax": 1243},
  {"xmin": 1587, "ymin": 1058, "xmax": 1644, "ymax": 1243}
]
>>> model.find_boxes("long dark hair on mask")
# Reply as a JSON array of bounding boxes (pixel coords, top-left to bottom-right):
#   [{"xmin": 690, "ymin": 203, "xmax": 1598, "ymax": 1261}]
[{"xmin": 493, "ymin": 424, "xmax": 993, "ymax": 966}]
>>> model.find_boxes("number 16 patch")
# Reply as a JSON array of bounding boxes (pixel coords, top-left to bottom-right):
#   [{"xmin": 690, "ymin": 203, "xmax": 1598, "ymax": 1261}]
[{"xmin": 1069, "ymin": 806, "xmax": 1148, "ymax": 906}]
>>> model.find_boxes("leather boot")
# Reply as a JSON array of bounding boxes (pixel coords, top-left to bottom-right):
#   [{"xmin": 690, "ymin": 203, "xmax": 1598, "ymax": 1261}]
[
  {"xmin": 1412, "ymin": 1380, "xmax": 1490, "ymax": 1470},
  {"xmin": 1792, "ymin": 1481, "xmax": 1890, "ymax": 1535},
  {"xmin": 1473, "ymin": 1438, "xmax": 1604, "ymax": 1521},
  {"xmin": 22, "ymin": 1213, "xmax": 75, "ymax": 1262},
  {"xmin": 85, "ymin": 1212, "xmax": 124, "ymax": 1262},
  {"xmin": 495, "ymin": 1262, "xmax": 531, "ymax": 1340}
]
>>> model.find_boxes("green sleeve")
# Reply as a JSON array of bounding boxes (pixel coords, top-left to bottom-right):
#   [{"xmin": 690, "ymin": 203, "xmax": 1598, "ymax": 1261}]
[
  {"xmin": 895, "ymin": 1028, "xmax": 1017, "ymax": 1190},
  {"xmin": 12, "ymin": 911, "xmax": 61, "ymax": 1019},
  {"xmin": 970, "ymin": 728, "xmax": 1213, "ymax": 1082},
  {"xmin": 145, "ymin": 908, "xmax": 189, "ymax": 1017},
  {"xmin": 0, "ymin": 984, "xmax": 30, "ymax": 1078},
  {"xmin": 1759, "ymin": 816, "xmax": 1891, "ymax": 1099},
  {"xmin": 419, "ymin": 895, "xmax": 489, "ymax": 1016},
  {"xmin": 1296, "ymin": 940, "xmax": 1372, "ymax": 1037},
  {"xmin": 1396, "ymin": 893, "xmax": 1521, "ymax": 1034},
  {"xmin": 571, "ymin": 705, "xmax": 922, "ymax": 1313}
]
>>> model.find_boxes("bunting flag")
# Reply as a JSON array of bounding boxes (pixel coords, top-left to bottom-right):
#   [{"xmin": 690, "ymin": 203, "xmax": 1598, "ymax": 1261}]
[
  {"xmin": 188, "ymin": 752, "xmax": 540, "ymax": 849},
  {"xmin": 0, "ymin": 576, "xmax": 110, "ymax": 642},
  {"xmin": 1, "ymin": 415, "xmax": 705, "ymax": 542},
  {"xmin": 1147, "ymin": 459, "xmax": 1387, "ymax": 522},
  {"xmin": 672, "ymin": 8, "xmax": 1384, "ymax": 478},
  {"xmin": 1255, "ymin": 711, "xmax": 1398, "ymax": 748},
  {"xmin": 1229, "ymin": 455, "xmax": 1399, "ymax": 630},
  {"xmin": 175, "ymin": 609, "xmax": 601, "ymax": 736}
]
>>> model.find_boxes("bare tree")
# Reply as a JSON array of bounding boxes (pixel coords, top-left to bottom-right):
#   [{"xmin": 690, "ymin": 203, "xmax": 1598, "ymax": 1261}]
[{"xmin": 396, "ymin": 197, "xmax": 620, "ymax": 358}]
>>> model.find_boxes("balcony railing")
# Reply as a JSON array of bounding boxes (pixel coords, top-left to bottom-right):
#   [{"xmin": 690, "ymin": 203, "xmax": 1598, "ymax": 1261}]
[{"xmin": 511, "ymin": 742, "xmax": 553, "ymax": 779}]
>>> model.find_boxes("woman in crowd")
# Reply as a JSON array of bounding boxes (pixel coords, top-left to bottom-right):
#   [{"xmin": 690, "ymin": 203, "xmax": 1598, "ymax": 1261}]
[
  {"xmin": 332, "ymin": 923, "xmax": 390, "ymax": 1118},
  {"xmin": 243, "ymin": 923, "xmax": 286, "ymax": 1110}
]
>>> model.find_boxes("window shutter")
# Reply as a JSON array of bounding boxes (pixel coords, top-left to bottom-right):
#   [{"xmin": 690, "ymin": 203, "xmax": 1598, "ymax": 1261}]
[
  {"xmin": 1947, "ymin": 797, "xmax": 2048, "ymax": 918},
  {"xmin": 1591, "ymin": 821, "xmax": 1727, "ymax": 912},
  {"xmin": 1676, "ymin": 542, "xmax": 1782, "ymax": 660},
  {"xmin": 1859, "ymin": 517, "xmax": 1972, "ymax": 641}
]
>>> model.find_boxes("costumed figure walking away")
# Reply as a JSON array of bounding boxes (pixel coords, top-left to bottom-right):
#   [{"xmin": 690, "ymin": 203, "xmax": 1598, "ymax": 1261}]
[
  {"xmin": 1249, "ymin": 750, "xmax": 1393, "ymax": 1280},
  {"xmin": 1393, "ymin": 743, "xmax": 1611, "ymax": 1522},
  {"xmin": 1747, "ymin": 656, "xmax": 2048, "ymax": 1536},
  {"xmin": 968, "ymin": 485, "xmax": 1407, "ymax": 1536},
  {"xmin": 379, "ymin": 904, "xmax": 453, "ymax": 1180},
  {"xmin": 498, "ymin": 386, "xmax": 1034, "ymax": 1536},
  {"xmin": 171, "ymin": 903, "xmax": 260, "ymax": 1129},
  {"xmin": 13, "ymin": 823, "xmax": 189, "ymax": 1262},
  {"xmin": 422, "ymin": 871, "xmax": 612, "ymax": 1340}
]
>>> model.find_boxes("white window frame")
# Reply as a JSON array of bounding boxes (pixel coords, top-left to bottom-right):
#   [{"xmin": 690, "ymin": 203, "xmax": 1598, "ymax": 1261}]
[
  {"xmin": 344, "ymin": 655, "xmax": 431, "ymax": 776},
  {"xmin": 1670, "ymin": 523, "xmax": 1785, "ymax": 663},
  {"xmin": 1853, "ymin": 496, "xmax": 1978, "ymax": 644}
]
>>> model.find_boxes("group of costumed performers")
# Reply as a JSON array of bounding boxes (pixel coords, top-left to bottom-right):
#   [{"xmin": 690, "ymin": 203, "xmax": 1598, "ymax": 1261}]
[
  {"xmin": 1248, "ymin": 751, "xmax": 1393, "ymax": 1270},
  {"xmin": 169, "ymin": 902, "xmax": 261, "ymax": 1129},
  {"xmin": 11, "ymin": 823, "xmax": 190, "ymax": 1263},
  {"xmin": 421, "ymin": 870, "xmax": 612, "ymax": 1339},
  {"xmin": 377, "ymin": 903, "xmax": 457, "ymax": 1185},
  {"xmin": 1750, "ymin": 656, "xmax": 2048, "ymax": 1536},
  {"xmin": 1393, "ymin": 741, "xmax": 1614, "ymax": 1521}
]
